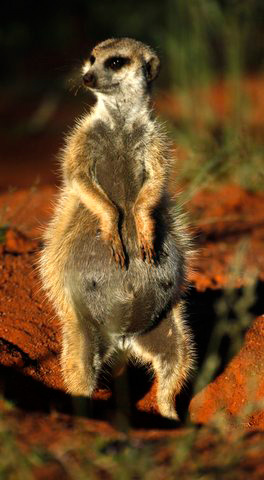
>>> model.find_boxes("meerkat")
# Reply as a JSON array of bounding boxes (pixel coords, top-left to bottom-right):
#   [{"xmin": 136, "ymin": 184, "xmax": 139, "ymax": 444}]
[{"xmin": 40, "ymin": 37, "xmax": 195, "ymax": 420}]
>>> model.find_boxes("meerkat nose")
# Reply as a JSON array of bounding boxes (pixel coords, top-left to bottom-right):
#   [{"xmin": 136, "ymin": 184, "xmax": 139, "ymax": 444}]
[{"xmin": 83, "ymin": 72, "xmax": 97, "ymax": 88}]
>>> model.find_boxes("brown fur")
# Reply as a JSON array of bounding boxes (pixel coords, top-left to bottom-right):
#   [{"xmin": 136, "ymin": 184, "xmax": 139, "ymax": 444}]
[{"xmin": 40, "ymin": 38, "xmax": 195, "ymax": 420}]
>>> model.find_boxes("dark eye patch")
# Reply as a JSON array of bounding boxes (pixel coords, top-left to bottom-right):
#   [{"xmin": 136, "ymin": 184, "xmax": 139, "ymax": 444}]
[
  {"xmin": 90, "ymin": 55, "xmax": 95, "ymax": 65},
  {"xmin": 104, "ymin": 56, "xmax": 131, "ymax": 71}
]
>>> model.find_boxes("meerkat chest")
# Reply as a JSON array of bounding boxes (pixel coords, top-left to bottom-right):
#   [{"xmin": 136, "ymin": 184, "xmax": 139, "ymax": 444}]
[{"xmin": 87, "ymin": 119, "xmax": 150, "ymax": 207}]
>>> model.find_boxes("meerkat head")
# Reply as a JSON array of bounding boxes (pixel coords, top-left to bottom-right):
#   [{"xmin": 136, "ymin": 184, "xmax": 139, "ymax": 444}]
[{"xmin": 82, "ymin": 38, "xmax": 160, "ymax": 98}]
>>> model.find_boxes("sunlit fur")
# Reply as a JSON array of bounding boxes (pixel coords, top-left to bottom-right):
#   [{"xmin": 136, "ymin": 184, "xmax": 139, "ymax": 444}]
[{"xmin": 39, "ymin": 38, "xmax": 195, "ymax": 420}]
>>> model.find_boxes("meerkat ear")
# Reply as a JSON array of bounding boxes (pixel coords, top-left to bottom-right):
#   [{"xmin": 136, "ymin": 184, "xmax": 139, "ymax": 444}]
[{"xmin": 145, "ymin": 55, "xmax": 160, "ymax": 83}]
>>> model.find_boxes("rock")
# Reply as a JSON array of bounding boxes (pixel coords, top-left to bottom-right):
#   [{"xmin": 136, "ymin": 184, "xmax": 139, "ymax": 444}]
[{"xmin": 189, "ymin": 315, "xmax": 264, "ymax": 429}]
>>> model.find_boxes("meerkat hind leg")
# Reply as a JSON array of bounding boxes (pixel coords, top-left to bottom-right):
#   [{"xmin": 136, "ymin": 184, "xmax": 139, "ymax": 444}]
[
  {"xmin": 61, "ymin": 306, "xmax": 110, "ymax": 397},
  {"xmin": 128, "ymin": 304, "xmax": 194, "ymax": 420}
]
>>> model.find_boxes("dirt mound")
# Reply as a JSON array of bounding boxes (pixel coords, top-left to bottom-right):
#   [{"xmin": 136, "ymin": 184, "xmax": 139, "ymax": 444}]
[{"xmin": 0, "ymin": 229, "xmax": 63, "ymax": 391}]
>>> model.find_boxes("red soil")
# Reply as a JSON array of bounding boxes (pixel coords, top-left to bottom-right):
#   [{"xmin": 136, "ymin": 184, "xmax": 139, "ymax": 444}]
[
  {"xmin": 189, "ymin": 184, "xmax": 264, "ymax": 290},
  {"xmin": 0, "ymin": 229, "xmax": 62, "ymax": 391},
  {"xmin": 190, "ymin": 315, "xmax": 264, "ymax": 429}
]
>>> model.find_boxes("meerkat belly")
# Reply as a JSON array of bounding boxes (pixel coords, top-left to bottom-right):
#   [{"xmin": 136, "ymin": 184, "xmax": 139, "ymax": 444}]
[
  {"xmin": 64, "ymin": 203, "xmax": 185, "ymax": 336},
  {"xmin": 62, "ymin": 124, "xmax": 185, "ymax": 335}
]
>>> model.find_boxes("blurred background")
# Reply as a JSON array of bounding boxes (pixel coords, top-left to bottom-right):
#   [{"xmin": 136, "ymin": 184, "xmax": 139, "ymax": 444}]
[{"xmin": 1, "ymin": 0, "xmax": 264, "ymax": 191}]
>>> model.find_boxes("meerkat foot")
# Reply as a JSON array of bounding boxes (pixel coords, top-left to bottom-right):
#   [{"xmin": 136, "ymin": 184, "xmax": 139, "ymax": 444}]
[
  {"xmin": 61, "ymin": 358, "xmax": 96, "ymax": 397},
  {"xmin": 157, "ymin": 399, "xmax": 179, "ymax": 420},
  {"xmin": 60, "ymin": 310, "xmax": 105, "ymax": 398},
  {"xmin": 128, "ymin": 304, "xmax": 195, "ymax": 420}
]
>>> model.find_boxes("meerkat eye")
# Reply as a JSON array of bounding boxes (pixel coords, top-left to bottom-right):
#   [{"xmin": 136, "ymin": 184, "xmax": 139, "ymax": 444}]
[
  {"xmin": 104, "ymin": 56, "xmax": 131, "ymax": 71},
  {"xmin": 90, "ymin": 55, "xmax": 96, "ymax": 65}
]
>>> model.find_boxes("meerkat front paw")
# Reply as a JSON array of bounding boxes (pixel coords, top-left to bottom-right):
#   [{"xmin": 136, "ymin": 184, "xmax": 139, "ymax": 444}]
[
  {"xmin": 101, "ymin": 229, "xmax": 126, "ymax": 269},
  {"xmin": 110, "ymin": 232, "xmax": 126, "ymax": 269},
  {"xmin": 134, "ymin": 212, "xmax": 156, "ymax": 264},
  {"xmin": 138, "ymin": 230, "xmax": 156, "ymax": 264}
]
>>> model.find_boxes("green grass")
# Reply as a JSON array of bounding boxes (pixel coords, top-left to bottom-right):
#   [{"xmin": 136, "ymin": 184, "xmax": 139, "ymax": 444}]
[
  {"xmin": 157, "ymin": 1, "xmax": 264, "ymax": 192},
  {"xmin": 1, "ymin": 413, "xmax": 263, "ymax": 480},
  {"xmin": 0, "ymin": 415, "xmax": 39, "ymax": 480},
  {"xmin": 160, "ymin": 81, "xmax": 264, "ymax": 195},
  {"xmin": 0, "ymin": 226, "xmax": 8, "ymax": 244}
]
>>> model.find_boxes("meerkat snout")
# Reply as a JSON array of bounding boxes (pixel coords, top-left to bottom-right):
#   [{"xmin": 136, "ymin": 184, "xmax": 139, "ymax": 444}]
[{"xmin": 83, "ymin": 72, "xmax": 97, "ymax": 88}]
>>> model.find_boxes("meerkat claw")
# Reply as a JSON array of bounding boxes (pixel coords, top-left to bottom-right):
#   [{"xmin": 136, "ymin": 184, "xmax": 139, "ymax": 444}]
[
  {"xmin": 139, "ymin": 236, "xmax": 155, "ymax": 265},
  {"xmin": 111, "ymin": 241, "xmax": 125, "ymax": 269},
  {"xmin": 145, "ymin": 246, "xmax": 156, "ymax": 264},
  {"xmin": 147, "ymin": 247, "xmax": 156, "ymax": 265}
]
